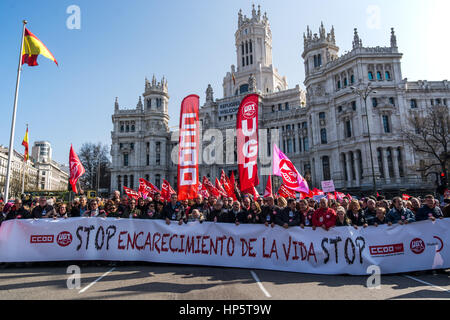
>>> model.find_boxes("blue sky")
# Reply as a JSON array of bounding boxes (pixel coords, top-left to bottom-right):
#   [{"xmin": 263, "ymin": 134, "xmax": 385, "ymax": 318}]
[{"xmin": 0, "ymin": 0, "xmax": 448, "ymax": 165}]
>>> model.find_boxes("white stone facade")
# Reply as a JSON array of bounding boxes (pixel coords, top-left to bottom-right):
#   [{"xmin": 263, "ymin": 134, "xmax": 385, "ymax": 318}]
[{"xmin": 110, "ymin": 5, "xmax": 450, "ymax": 195}]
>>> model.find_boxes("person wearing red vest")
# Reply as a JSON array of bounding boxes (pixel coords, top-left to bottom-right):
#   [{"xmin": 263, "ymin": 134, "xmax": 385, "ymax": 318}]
[{"xmin": 312, "ymin": 197, "xmax": 337, "ymax": 231}]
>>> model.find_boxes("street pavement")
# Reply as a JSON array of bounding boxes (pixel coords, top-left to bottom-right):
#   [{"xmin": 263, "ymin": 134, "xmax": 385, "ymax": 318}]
[{"xmin": 0, "ymin": 262, "xmax": 449, "ymax": 300}]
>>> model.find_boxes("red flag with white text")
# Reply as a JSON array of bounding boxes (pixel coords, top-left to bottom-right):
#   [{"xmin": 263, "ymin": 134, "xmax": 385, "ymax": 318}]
[
  {"xmin": 139, "ymin": 178, "xmax": 160, "ymax": 197},
  {"xmin": 202, "ymin": 176, "xmax": 220, "ymax": 198},
  {"xmin": 237, "ymin": 94, "xmax": 259, "ymax": 192},
  {"xmin": 123, "ymin": 186, "xmax": 140, "ymax": 200},
  {"xmin": 263, "ymin": 175, "xmax": 273, "ymax": 198},
  {"xmin": 215, "ymin": 178, "xmax": 228, "ymax": 197},
  {"xmin": 177, "ymin": 95, "xmax": 200, "ymax": 200},
  {"xmin": 161, "ymin": 179, "xmax": 176, "ymax": 201},
  {"xmin": 277, "ymin": 184, "xmax": 296, "ymax": 199}
]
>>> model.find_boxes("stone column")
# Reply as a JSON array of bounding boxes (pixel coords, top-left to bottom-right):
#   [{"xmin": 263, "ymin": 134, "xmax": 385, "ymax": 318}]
[
  {"xmin": 161, "ymin": 140, "xmax": 166, "ymax": 167},
  {"xmin": 354, "ymin": 151, "xmax": 361, "ymax": 187},
  {"xmin": 392, "ymin": 147, "xmax": 401, "ymax": 183},
  {"xmin": 150, "ymin": 140, "xmax": 156, "ymax": 165},
  {"xmin": 346, "ymin": 152, "xmax": 353, "ymax": 188},
  {"xmin": 382, "ymin": 148, "xmax": 390, "ymax": 183}
]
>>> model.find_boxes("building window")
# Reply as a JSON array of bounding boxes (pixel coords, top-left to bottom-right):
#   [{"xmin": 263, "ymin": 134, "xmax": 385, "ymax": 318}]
[
  {"xmin": 156, "ymin": 142, "xmax": 161, "ymax": 165},
  {"xmin": 389, "ymin": 97, "xmax": 395, "ymax": 106},
  {"xmin": 287, "ymin": 139, "xmax": 293, "ymax": 153},
  {"xmin": 376, "ymin": 71, "xmax": 382, "ymax": 81},
  {"xmin": 322, "ymin": 156, "xmax": 331, "ymax": 181},
  {"xmin": 344, "ymin": 78, "xmax": 348, "ymax": 87},
  {"xmin": 385, "ymin": 71, "xmax": 391, "ymax": 80},
  {"xmin": 368, "ymin": 71, "xmax": 374, "ymax": 80},
  {"xmin": 285, "ymin": 102, "xmax": 289, "ymax": 110},
  {"xmin": 410, "ymin": 99, "xmax": 417, "ymax": 108},
  {"xmin": 302, "ymin": 122, "xmax": 308, "ymax": 129},
  {"xmin": 146, "ymin": 154, "xmax": 150, "ymax": 166},
  {"xmin": 337, "ymin": 81, "xmax": 341, "ymax": 89},
  {"xmin": 372, "ymin": 98, "xmax": 378, "ymax": 107},
  {"xmin": 387, "ymin": 148, "xmax": 394, "ymax": 178},
  {"xmin": 117, "ymin": 176, "xmax": 122, "ymax": 191},
  {"xmin": 130, "ymin": 175, "xmax": 134, "ymax": 189},
  {"xmin": 350, "ymin": 74, "xmax": 355, "ymax": 84},
  {"xmin": 351, "ymin": 101, "xmax": 357, "ymax": 111},
  {"xmin": 120, "ymin": 143, "xmax": 123, "ymax": 150},
  {"xmin": 382, "ymin": 115, "xmax": 391, "ymax": 133},
  {"xmin": 250, "ymin": 55, "xmax": 253, "ymax": 64},
  {"xmin": 145, "ymin": 174, "xmax": 149, "ymax": 181},
  {"xmin": 126, "ymin": 124, "xmax": 130, "ymax": 132},
  {"xmin": 377, "ymin": 148, "xmax": 384, "ymax": 178},
  {"xmin": 123, "ymin": 154, "xmax": 129, "ymax": 166},
  {"xmin": 338, "ymin": 106, "xmax": 343, "ymax": 113},
  {"xmin": 317, "ymin": 54, "xmax": 322, "ymax": 67},
  {"xmin": 130, "ymin": 143, "xmax": 134, "ymax": 150},
  {"xmin": 131, "ymin": 124, "xmax": 135, "ymax": 132},
  {"xmin": 398, "ymin": 148, "xmax": 404, "ymax": 177},
  {"xmin": 319, "ymin": 112, "xmax": 326, "ymax": 120},
  {"xmin": 303, "ymin": 137, "xmax": 309, "ymax": 152},
  {"xmin": 239, "ymin": 84, "xmax": 249, "ymax": 94},
  {"xmin": 155, "ymin": 174, "xmax": 161, "ymax": 189},
  {"xmin": 120, "ymin": 123, "xmax": 124, "ymax": 132},
  {"xmin": 345, "ymin": 120, "xmax": 352, "ymax": 138},
  {"xmin": 242, "ymin": 57, "xmax": 245, "ymax": 67},
  {"xmin": 320, "ymin": 128, "xmax": 327, "ymax": 144}
]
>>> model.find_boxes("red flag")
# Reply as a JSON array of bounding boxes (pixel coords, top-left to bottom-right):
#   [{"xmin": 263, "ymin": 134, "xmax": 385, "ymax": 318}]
[
  {"xmin": 198, "ymin": 182, "xmax": 210, "ymax": 199},
  {"xmin": 161, "ymin": 179, "xmax": 176, "ymax": 201},
  {"xmin": 138, "ymin": 178, "xmax": 160, "ymax": 197},
  {"xmin": 202, "ymin": 176, "xmax": 220, "ymax": 198},
  {"xmin": 335, "ymin": 191, "xmax": 345, "ymax": 201},
  {"xmin": 215, "ymin": 178, "xmax": 228, "ymax": 197},
  {"xmin": 277, "ymin": 184, "xmax": 296, "ymax": 199},
  {"xmin": 376, "ymin": 192, "xmax": 380, "ymax": 197},
  {"xmin": 346, "ymin": 194, "xmax": 353, "ymax": 200},
  {"xmin": 178, "ymin": 95, "xmax": 200, "ymax": 200},
  {"xmin": 123, "ymin": 186, "xmax": 140, "ymax": 200},
  {"xmin": 402, "ymin": 194, "xmax": 411, "ymax": 201},
  {"xmin": 243, "ymin": 186, "xmax": 260, "ymax": 199},
  {"xmin": 237, "ymin": 93, "xmax": 259, "ymax": 192},
  {"xmin": 263, "ymin": 175, "xmax": 273, "ymax": 198},
  {"xmin": 327, "ymin": 193, "xmax": 336, "ymax": 200},
  {"xmin": 312, "ymin": 188, "xmax": 325, "ymax": 196},
  {"xmin": 220, "ymin": 170, "xmax": 233, "ymax": 198},
  {"xmin": 69, "ymin": 145, "xmax": 85, "ymax": 194},
  {"xmin": 228, "ymin": 171, "xmax": 238, "ymax": 201}
]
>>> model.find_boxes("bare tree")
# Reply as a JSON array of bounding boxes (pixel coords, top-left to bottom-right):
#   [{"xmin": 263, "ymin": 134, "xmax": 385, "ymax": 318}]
[
  {"xmin": 403, "ymin": 105, "xmax": 450, "ymax": 188},
  {"xmin": 77, "ymin": 142, "xmax": 111, "ymax": 191}
]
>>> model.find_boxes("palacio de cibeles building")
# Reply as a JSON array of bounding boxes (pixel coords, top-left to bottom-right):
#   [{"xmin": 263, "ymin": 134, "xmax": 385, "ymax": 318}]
[{"xmin": 110, "ymin": 5, "xmax": 449, "ymax": 197}]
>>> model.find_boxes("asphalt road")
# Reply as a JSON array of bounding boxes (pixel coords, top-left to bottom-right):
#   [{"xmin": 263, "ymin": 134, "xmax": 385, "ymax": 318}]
[{"xmin": 0, "ymin": 262, "xmax": 449, "ymax": 300}]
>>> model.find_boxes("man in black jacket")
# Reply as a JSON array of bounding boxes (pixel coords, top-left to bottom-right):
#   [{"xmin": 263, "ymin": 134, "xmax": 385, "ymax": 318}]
[
  {"xmin": 31, "ymin": 197, "xmax": 55, "ymax": 218},
  {"xmin": 5, "ymin": 199, "xmax": 29, "ymax": 220},
  {"xmin": 224, "ymin": 201, "xmax": 247, "ymax": 224},
  {"xmin": 207, "ymin": 200, "xmax": 229, "ymax": 222},
  {"xmin": 260, "ymin": 196, "xmax": 279, "ymax": 227},
  {"xmin": 276, "ymin": 198, "xmax": 301, "ymax": 228},
  {"xmin": 162, "ymin": 194, "xmax": 185, "ymax": 225},
  {"xmin": 416, "ymin": 195, "xmax": 443, "ymax": 221}
]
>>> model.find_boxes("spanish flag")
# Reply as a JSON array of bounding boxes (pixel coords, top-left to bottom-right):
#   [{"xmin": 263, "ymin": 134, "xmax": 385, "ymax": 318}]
[
  {"xmin": 22, "ymin": 28, "xmax": 58, "ymax": 67},
  {"xmin": 22, "ymin": 127, "xmax": 29, "ymax": 161}
]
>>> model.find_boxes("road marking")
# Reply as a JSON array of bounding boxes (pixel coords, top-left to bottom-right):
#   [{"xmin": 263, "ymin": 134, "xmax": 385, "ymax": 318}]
[
  {"xmin": 78, "ymin": 267, "xmax": 115, "ymax": 294},
  {"xmin": 403, "ymin": 275, "xmax": 450, "ymax": 294},
  {"xmin": 250, "ymin": 270, "xmax": 271, "ymax": 298}
]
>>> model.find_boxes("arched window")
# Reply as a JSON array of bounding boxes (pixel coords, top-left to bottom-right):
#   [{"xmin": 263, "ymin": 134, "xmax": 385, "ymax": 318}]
[
  {"xmin": 130, "ymin": 175, "xmax": 134, "ymax": 189},
  {"xmin": 123, "ymin": 175, "xmax": 128, "ymax": 187},
  {"xmin": 344, "ymin": 78, "xmax": 348, "ymax": 87},
  {"xmin": 345, "ymin": 120, "xmax": 352, "ymax": 138},
  {"xmin": 368, "ymin": 71, "xmax": 374, "ymax": 80},
  {"xmin": 398, "ymin": 148, "xmax": 404, "ymax": 177},
  {"xmin": 242, "ymin": 57, "xmax": 245, "ymax": 67},
  {"xmin": 350, "ymin": 74, "xmax": 355, "ymax": 84},
  {"xmin": 385, "ymin": 71, "xmax": 391, "ymax": 80},
  {"xmin": 146, "ymin": 99, "xmax": 151, "ymax": 109},
  {"xmin": 387, "ymin": 148, "xmax": 394, "ymax": 178},
  {"xmin": 317, "ymin": 54, "xmax": 322, "ymax": 67},
  {"xmin": 239, "ymin": 84, "xmax": 249, "ymax": 94},
  {"xmin": 337, "ymin": 80, "xmax": 341, "ymax": 89},
  {"xmin": 322, "ymin": 156, "xmax": 331, "ymax": 181},
  {"xmin": 249, "ymin": 40, "xmax": 252, "ymax": 53},
  {"xmin": 241, "ymin": 42, "xmax": 244, "ymax": 55},
  {"xmin": 155, "ymin": 174, "xmax": 161, "ymax": 190},
  {"xmin": 245, "ymin": 41, "xmax": 248, "ymax": 54},
  {"xmin": 377, "ymin": 71, "xmax": 382, "ymax": 81}
]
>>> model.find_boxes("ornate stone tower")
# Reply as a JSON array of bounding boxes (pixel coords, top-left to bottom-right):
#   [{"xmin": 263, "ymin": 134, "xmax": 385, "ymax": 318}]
[{"xmin": 302, "ymin": 22, "xmax": 339, "ymax": 78}]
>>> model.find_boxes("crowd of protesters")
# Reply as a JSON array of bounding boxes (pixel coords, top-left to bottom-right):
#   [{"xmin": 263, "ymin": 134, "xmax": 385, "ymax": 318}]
[{"xmin": 1, "ymin": 188, "xmax": 449, "ymax": 230}]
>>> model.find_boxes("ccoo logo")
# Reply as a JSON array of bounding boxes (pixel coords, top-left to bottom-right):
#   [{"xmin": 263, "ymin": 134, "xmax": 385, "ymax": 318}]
[
  {"xmin": 57, "ymin": 231, "xmax": 73, "ymax": 247},
  {"xmin": 410, "ymin": 238, "xmax": 425, "ymax": 254}
]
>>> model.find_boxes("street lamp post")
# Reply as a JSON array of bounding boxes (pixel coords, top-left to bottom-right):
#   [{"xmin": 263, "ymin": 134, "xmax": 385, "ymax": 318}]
[{"xmin": 351, "ymin": 82, "xmax": 377, "ymax": 196}]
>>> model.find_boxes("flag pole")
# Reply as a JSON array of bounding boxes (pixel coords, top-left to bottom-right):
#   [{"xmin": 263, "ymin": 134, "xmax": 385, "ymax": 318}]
[
  {"xmin": 21, "ymin": 123, "xmax": 28, "ymax": 195},
  {"xmin": 4, "ymin": 20, "xmax": 27, "ymax": 202}
]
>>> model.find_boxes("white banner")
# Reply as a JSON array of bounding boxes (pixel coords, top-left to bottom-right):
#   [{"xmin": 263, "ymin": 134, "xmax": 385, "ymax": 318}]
[{"xmin": 0, "ymin": 218, "xmax": 448, "ymax": 275}]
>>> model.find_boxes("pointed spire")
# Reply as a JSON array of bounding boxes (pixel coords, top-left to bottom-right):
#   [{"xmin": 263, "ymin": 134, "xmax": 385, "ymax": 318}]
[
  {"xmin": 114, "ymin": 97, "xmax": 119, "ymax": 111},
  {"xmin": 257, "ymin": 5, "xmax": 261, "ymax": 20},
  {"xmin": 319, "ymin": 21, "xmax": 326, "ymax": 39},
  {"xmin": 390, "ymin": 27, "xmax": 397, "ymax": 48},
  {"xmin": 352, "ymin": 28, "xmax": 362, "ymax": 49},
  {"xmin": 252, "ymin": 3, "xmax": 256, "ymax": 19},
  {"xmin": 137, "ymin": 96, "xmax": 143, "ymax": 110},
  {"xmin": 330, "ymin": 25, "xmax": 335, "ymax": 43},
  {"xmin": 152, "ymin": 74, "xmax": 156, "ymax": 86}
]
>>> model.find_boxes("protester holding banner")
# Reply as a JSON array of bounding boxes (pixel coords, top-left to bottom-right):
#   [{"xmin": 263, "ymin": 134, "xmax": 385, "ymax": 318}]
[
  {"xmin": 5, "ymin": 199, "xmax": 29, "ymax": 220},
  {"xmin": 297, "ymin": 199, "xmax": 315, "ymax": 228},
  {"xmin": 276, "ymin": 198, "xmax": 301, "ymax": 229},
  {"xmin": 121, "ymin": 199, "xmax": 142, "ymax": 219},
  {"xmin": 335, "ymin": 206, "xmax": 351, "ymax": 227},
  {"xmin": 364, "ymin": 199, "xmax": 377, "ymax": 225},
  {"xmin": 30, "ymin": 196, "xmax": 56, "ymax": 218},
  {"xmin": 416, "ymin": 195, "xmax": 444, "ymax": 221},
  {"xmin": 370, "ymin": 207, "xmax": 388, "ymax": 226},
  {"xmin": 246, "ymin": 201, "xmax": 262, "ymax": 223},
  {"xmin": 163, "ymin": 194, "xmax": 185, "ymax": 225},
  {"xmin": 224, "ymin": 201, "xmax": 247, "ymax": 225},
  {"xmin": 82, "ymin": 200, "xmax": 106, "ymax": 218},
  {"xmin": 386, "ymin": 197, "xmax": 416, "ymax": 225},
  {"xmin": 347, "ymin": 200, "xmax": 368, "ymax": 229},
  {"xmin": 312, "ymin": 197, "xmax": 336, "ymax": 230},
  {"xmin": 79, "ymin": 196, "xmax": 89, "ymax": 216},
  {"xmin": 260, "ymin": 196, "xmax": 278, "ymax": 227}
]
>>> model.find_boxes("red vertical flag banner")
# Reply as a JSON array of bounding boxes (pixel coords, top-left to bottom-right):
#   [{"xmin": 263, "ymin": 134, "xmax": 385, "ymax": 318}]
[
  {"xmin": 69, "ymin": 145, "xmax": 85, "ymax": 194},
  {"xmin": 236, "ymin": 94, "xmax": 259, "ymax": 192},
  {"xmin": 263, "ymin": 175, "xmax": 273, "ymax": 198},
  {"xmin": 177, "ymin": 95, "xmax": 200, "ymax": 200}
]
